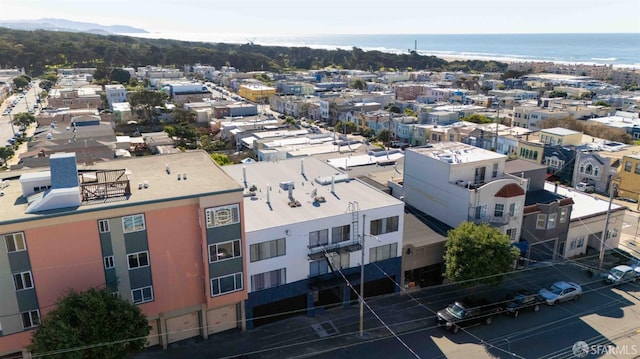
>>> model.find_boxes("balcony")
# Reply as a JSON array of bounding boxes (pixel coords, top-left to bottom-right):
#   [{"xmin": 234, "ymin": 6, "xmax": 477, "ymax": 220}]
[
  {"xmin": 308, "ymin": 239, "xmax": 362, "ymax": 261},
  {"xmin": 468, "ymin": 215, "xmax": 510, "ymax": 226}
]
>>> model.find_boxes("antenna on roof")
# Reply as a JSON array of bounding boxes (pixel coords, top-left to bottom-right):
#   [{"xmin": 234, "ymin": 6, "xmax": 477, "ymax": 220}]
[{"xmin": 242, "ymin": 166, "xmax": 247, "ymax": 188}]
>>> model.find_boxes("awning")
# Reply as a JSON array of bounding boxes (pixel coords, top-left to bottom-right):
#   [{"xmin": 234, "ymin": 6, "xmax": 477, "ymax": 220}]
[{"xmin": 511, "ymin": 241, "xmax": 529, "ymax": 255}]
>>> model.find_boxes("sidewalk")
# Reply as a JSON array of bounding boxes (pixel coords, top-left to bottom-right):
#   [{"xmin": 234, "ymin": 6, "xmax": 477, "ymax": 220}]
[{"xmin": 5, "ymin": 121, "xmax": 36, "ymax": 167}]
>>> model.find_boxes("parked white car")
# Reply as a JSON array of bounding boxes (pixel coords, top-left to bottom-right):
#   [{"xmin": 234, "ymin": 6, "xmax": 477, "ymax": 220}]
[
  {"xmin": 605, "ymin": 265, "xmax": 639, "ymax": 285},
  {"xmin": 575, "ymin": 182, "xmax": 595, "ymax": 193}
]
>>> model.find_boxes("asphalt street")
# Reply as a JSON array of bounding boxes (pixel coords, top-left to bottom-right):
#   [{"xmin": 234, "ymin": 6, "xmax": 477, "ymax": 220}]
[{"xmin": 136, "ymin": 259, "xmax": 640, "ymax": 359}]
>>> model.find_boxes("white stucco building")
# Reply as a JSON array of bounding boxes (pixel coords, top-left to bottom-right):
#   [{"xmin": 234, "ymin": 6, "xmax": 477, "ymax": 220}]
[
  {"xmin": 221, "ymin": 156, "xmax": 404, "ymax": 328},
  {"xmin": 403, "ymin": 142, "xmax": 528, "ymax": 241},
  {"xmin": 104, "ymin": 84, "xmax": 127, "ymax": 110}
]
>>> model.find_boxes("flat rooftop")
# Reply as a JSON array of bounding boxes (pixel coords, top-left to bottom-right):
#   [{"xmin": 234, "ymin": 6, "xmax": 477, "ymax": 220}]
[
  {"xmin": 0, "ymin": 151, "xmax": 242, "ymax": 224},
  {"xmin": 543, "ymin": 182, "xmax": 623, "ymax": 219},
  {"xmin": 541, "ymin": 127, "xmax": 581, "ymax": 136},
  {"xmin": 409, "ymin": 142, "xmax": 506, "ymax": 164},
  {"xmin": 221, "ymin": 156, "xmax": 404, "ymax": 232}
]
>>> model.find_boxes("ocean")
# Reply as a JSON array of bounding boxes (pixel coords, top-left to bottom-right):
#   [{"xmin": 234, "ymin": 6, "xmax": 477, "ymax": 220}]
[{"xmin": 120, "ymin": 32, "xmax": 640, "ymax": 68}]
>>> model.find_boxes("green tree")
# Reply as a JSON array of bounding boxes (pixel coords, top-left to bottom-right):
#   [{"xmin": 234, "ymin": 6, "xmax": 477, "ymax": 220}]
[
  {"xmin": 444, "ymin": 222, "xmax": 519, "ymax": 286},
  {"xmin": 109, "ymin": 68, "xmax": 131, "ymax": 84},
  {"xmin": 128, "ymin": 89, "xmax": 169, "ymax": 126},
  {"xmin": 580, "ymin": 91, "xmax": 595, "ymax": 99},
  {"xmin": 335, "ymin": 120, "xmax": 357, "ymax": 134},
  {"xmin": 13, "ymin": 75, "xmax": 30, "ymax": 90},
  {"xmin": 549, "ymin": 90, "xmax": 568, "ymax": 98},
  {"xmin": 351, "ymin": 79, "xmax": 366, "ymax": 90},
  {"xmin": 172, "ymin": 107, "xmax": 197, "ymax": 123},
  {"xmin": 385, "ymin": 104, "xmax": 401, "ymax": 114},
  {"xmin": 283, "ymin": 116, "xmax": 297, "ymax": 128},
  {"xmin": 12, "ymin": 112, "xmax": 36, "ymax": 128},
  {"xmin": 377, "ymin": 129, "xmax": 391, "ymax": 144},
  {"xmin": 462, "ymin": 113, "xmax": 493, "ymax": 124},
  {"xmin": 593, "ymin": 100, "xmax": 610, "ymax": 107},
  {"xmin": 29, "ymin": 288, "xmax": 150, "ymax": 359},
  {"xmin": 211, "ymin": 153, "xmax": 232, "ymax": 166},
  {"xmin": 0, "ymin": 147, "xmax": 15, "ymax": 165}
]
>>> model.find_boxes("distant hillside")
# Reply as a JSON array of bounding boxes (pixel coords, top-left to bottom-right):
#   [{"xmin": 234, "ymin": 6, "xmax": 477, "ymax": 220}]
[
  {"xmin": 0, "ymin": 27, "xmax": 507, "ymax": 77},
  {"xmin": 0, "ymin": 18, "xmax": 147, "ymax": 34}
]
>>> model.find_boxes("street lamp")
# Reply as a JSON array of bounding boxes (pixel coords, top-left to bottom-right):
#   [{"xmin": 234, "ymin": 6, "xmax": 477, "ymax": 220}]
[{"xmin": 359, "ymin": 214, "xmax": 380, "ymax": 338}]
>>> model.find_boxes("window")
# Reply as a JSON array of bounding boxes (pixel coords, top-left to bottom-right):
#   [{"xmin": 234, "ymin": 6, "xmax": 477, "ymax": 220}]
[
  {"xmin": 4, "ymin": 232, "xmax": 26, "ymax": 253},
  {"xmin": 370, "ymin": 243, "xmax": 398, "ymax": 262},
  {"xmin": 577, "ymin": 236, "xmax": 585, "ymax": 248},
  {"xmin": 326, "ymin": 252, "xmax": 349, "ymax": 269},
  {"xmin": 536, "ymin": 214, "xmax": 547, "ymax": 229},
  {"xmin": 127, "ymin": 251, "xmax": 149, "ymax": 269},
  {"xmin": 211, "ymin": 273, "xmax": 243, "ymax": 296},
  {"xmin": 250, "ymin": 238, "xmax": 286, "ymax": 262},
  {"xmin": 559, "ymin": 208, "xmax": 568, "ymax": 223},
  {"xmin": 547, "ymin": 213, "xmax": 557, "ymax": 229},
  {"xmin": 131, "ymin": 286, "xmax": 154, "ymax": 304},
  {"xmin": 569, "ymin": 239, "xmax": 577, "ymax": 250},
  {"xmin": 309, "ymin": 259, "xmax": 329, "ymax": 277},
  {"xmin": 474, "ymin": 205, "xmax": 487, "ymax": 220},
  {"xmin": 585, "ymin": 164, "xmax": 593, "ymax": 175},
  {"xmin": 309, "ymin": 229, "xmax": 329, "ymax": 248},
  {"xmin": 492, "ymin": 163, "xmax": 499, "ymax": 178},
  {"xmin": 624, "ymin": 161, "xmax": 632, "ymax": 172},
  {"xmin": 104, "ymin": 256, "xmax": 114, "ymax": 269},
  {"xmin": 474, "ymin": 166, "xmax": 486, "ymax": 185},
  {"xmin": 331, "ymin": 225, "xmax": 350, "ymax": 243},
  {"xmin": 509, "ymin": 203, "xmax": 516, "ymax": 217},
  {"xmin": 545, "ymin": 157, "xmax": 564, "ymax": 170},
  {"xmin": 370, "ymin": 216, "xmax": 399, "ymax": 236},
  {"xmin": 506, "ymin": 228, "xmax": 517, "ymax": 242},
  {"xmin": 251, "ymin": 268, "xmax": 286, "ymax": 291},
  {"xmin": 205, "ymin": 204, "xmax": 240, "ymax": 228},
  {"xmin": 209, "ymin": 239, "xmax": 241, "ymax": 262},
  {"xmin": 494, "ymin": 204, "xmax": 504, "ymax": 217},
  {"xmin": 98, "ymin": 219, "xmax": 110, "ymax": 233},
  {"xmin": 13, "ymin": 271, "xmax": 34, "ymax": 290},
  {"xmin": 22, "ymin": 310, "xmax": 40, "ymax": 329},
  {"xmin": 122, "ymin": 214, "xmax": 145, "ymax": 233},
  {"xmin": 607, "ymin": 228, "xmax": 619, "ymax": 239},
  {"xmin": 636, "ymin": 164, "xmax": 640, "ymax": 175}
]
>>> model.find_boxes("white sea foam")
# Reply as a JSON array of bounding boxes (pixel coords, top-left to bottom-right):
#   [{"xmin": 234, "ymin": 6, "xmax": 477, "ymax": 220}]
[{"xmin": 120, "ymin": 32, "xmax": 640, "ymax": 69}]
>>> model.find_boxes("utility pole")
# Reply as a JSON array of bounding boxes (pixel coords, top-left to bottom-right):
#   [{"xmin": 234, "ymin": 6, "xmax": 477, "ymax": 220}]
[
  {"xmin": 598, "ymin": 183, "xmax": 615, "ymax": 270},
  {"xmin": 359, "ymin": 213, "xmax": 366, "ymax": 338}
]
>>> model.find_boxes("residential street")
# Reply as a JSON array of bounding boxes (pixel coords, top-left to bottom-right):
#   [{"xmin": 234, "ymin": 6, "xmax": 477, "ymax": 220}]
[{"xmin": 137, "ymin": 254, "xmax": 640, "ymax": 359}]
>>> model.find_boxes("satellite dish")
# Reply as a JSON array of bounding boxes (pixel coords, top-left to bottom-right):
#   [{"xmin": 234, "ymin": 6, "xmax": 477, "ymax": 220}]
[{"xmin": 311, "ymin": 188, "xmax": 317, "ymax": 198}]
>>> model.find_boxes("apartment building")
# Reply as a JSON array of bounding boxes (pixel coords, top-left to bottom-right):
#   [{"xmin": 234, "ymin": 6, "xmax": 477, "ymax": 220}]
[
  {"xmin": 221, "ymin": 157, "xmax": 404, "ymax": 329},
  {"xmin": 105, "ymin": 84, "xmax": 128, "ymax": 110},
  {"xmin": 47, "ymin": 87, "xmax": 103, "ymax": 110},
  {"xmin": 614, "ymin": 154, "xmax": 640, "ymax": 201},
  {"xmin": 543, "ymin": 183, "xmax": 624, "ymax": 259},
  {"xmin": 403, "ymin": 142, "xmax": 527, "ymax": 244},
  {"xmin": 512, "ymin": 106, "xmax": 569, "ymax": 131},
  {"xmin": 0, "ymin": 151, "xmax": 245, "ymax": 357},
  {"xmin": 238, "ymin": 83, "xmax": 276, "ymax": 103}
]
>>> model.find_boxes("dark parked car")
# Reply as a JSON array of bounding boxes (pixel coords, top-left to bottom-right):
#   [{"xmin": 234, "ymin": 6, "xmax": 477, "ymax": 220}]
[
  {"xmin": 436, "ymin": 296, "xmax": 501, "ymax": 333},
  {"xmin": 501, "ymin": 289, "xmax": 543, "ymax": 317}
]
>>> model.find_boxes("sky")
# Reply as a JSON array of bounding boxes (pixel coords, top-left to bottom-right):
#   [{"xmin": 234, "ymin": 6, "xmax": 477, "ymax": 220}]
[{"xmin": 0, "ymin": 0, "xmax": 639, "ymax": 35}]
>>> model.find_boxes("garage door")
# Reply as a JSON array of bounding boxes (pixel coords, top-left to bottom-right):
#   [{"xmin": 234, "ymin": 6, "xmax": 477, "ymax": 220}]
[
  {"xmin": 206, "ymin": 305, "xmax": 238, "ymax": 335},
  {"xmin": 145, "ymin": 320, "xmax": 160, "ymax": 347},
  {"xmin": 166, "ymin": 312, "xmax": 200, "ymax": 344}
]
